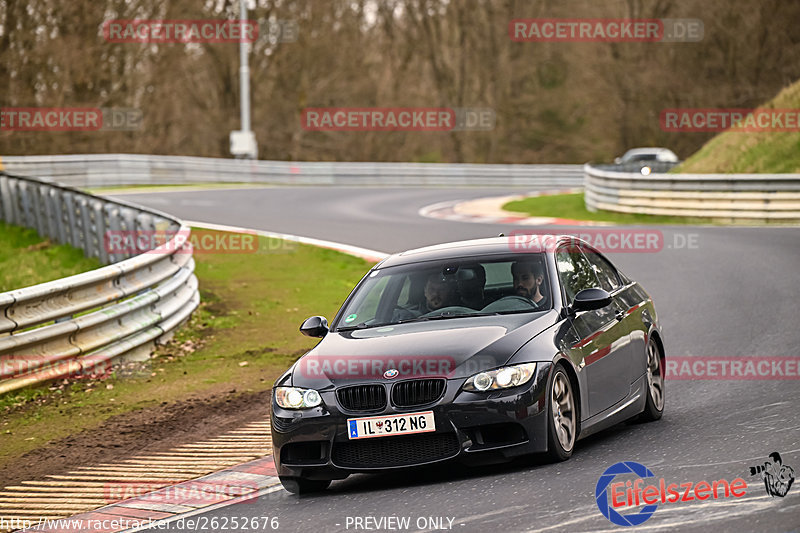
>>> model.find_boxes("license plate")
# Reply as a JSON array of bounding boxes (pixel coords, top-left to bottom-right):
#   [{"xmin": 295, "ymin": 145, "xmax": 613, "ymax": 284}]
[{"xmin": 347, "ymin": 411, "xmax": 435, "ymax": 440}]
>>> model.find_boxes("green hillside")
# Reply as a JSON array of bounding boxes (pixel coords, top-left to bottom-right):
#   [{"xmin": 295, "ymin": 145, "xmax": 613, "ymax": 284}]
[{"xmin": 677, "ymin": 80, "xmax": 800, "ymax": 173}]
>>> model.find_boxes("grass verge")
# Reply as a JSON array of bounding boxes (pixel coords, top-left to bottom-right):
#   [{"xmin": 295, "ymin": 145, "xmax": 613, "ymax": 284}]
[
  {"xmin": 0, "ymin": 230, "xmax": 374, "ymax": 468},
  {"xmin": 0, "ymin": 221, "xmax": 102, "ymax": 292},
  {"xmin": 502, "ymin": 193, "xmax": 712, "ymax": 225}
]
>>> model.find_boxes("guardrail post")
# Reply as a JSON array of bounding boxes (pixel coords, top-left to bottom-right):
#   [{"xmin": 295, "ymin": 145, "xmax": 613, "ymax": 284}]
[
  {"xmin": 118, "ymin": 206, "xmax": 138, "ymax": 261},
  {"xmin": 13, "ymin": 179, "xmax": 29, "ymax": 227},
  {"xmin": 77, "ymin": 195, "xmax": 93, "ymax": 257},
  {"xmin": 135, "ymin": 212, "xmax": 155, "ymax": 255},
  {"xmin": 105, "ymin": 203, "xmax": 124, "ymax": 264},
  {"xmin": 0, "ymin": 174, "xmax": 11, "ymax": 223},
  {"xmin": 62, "ymin": 191, "xmax": 80, "ymax": 249},
  {"xmin": 49, "ymin": 186, "xmax": 68, "ymax": 244},
  {"xmin": 93, "ymin": 199, "xmax": 111, "ymax": 265},
  {"xmin": 33, "ymin": 183, "xmax": 51, "ymax": 239}
]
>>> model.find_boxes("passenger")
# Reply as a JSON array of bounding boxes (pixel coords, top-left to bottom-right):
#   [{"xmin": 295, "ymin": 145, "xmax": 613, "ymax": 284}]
[{"xmin": 511, "ymin": 260, "xmax": 547, "ymax": 306}]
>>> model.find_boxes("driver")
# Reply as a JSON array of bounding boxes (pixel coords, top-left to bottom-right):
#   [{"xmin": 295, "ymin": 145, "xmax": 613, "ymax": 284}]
[
  {"xmin": 511, "ymin": 260, "xmax": 546, "ymax": 306},
  {"xmin": 423, "ymin": 273, "xmax": 459, "ymax": 311}
]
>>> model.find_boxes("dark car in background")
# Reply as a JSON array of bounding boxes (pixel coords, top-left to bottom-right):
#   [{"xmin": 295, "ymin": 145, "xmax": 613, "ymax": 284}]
[
  {"xmin": 613, "ymin": 147, "xmax": 681, "ymax": 174},
  {"xmin": 270, "ymin": 236, "xmax": 665, "ymax": 493},
  {"xmin": 614, "ymin": 147, "xmax": 679, "ymax": 165}
]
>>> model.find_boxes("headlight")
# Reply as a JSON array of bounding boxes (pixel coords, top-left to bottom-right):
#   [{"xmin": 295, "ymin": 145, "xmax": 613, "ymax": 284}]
[
  {"xmin": 462, "ymin": 363, "xmax": 537, "ymax": 392},
  {"xmin": 275, "ymin": 387, "xmax": 322, "ymax": 409}
]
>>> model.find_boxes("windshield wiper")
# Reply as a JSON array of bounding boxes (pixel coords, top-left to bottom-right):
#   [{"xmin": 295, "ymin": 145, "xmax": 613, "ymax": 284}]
[
  {"xmin": 394, "ymin": 311, "xmax": 500, "ymax": 324},
  {"xmin": 494, "ymin": 308, "xmax": 546, "ymax": 315},
  {"xmin": 336, "ymin": 322, "xmax": 373, "ymax": 331},
  {"xmin": 337, "ymin": 320, "xmax": 399, "ymax": 331}
]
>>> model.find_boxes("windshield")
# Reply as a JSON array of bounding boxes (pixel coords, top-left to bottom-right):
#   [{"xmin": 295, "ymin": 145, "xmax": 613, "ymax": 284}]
[{"xmin": 337, "ymin": 254, "xmax": 550, "ymax": 330}]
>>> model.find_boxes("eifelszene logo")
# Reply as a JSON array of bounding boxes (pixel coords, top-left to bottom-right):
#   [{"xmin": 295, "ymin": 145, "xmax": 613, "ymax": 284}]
[
  {"xmin": 595, "ymin": 462, "xmax": 658, "ymax": 526},
  {"xmin": 595, "ymin": 461, "xmax": 748, "ymax": 527}
]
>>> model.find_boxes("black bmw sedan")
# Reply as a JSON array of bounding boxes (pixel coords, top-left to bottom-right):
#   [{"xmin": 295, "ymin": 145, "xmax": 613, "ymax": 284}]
[{"xmin": 271, "ymin": 235, "xmax": 665, "ymax": 493}]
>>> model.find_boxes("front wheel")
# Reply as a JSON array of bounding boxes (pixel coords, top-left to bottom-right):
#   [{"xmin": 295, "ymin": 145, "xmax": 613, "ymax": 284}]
[
  {"xmin": 546, "ymin": 365, "xmax": 577, "ymax": 462},
  {"xmin": 638, "ymin": 338, "xmax": 665, "ymax": 422},
  {"xmin": 279, "ymin": 476, "xmax": 331, "ymax": 495}
]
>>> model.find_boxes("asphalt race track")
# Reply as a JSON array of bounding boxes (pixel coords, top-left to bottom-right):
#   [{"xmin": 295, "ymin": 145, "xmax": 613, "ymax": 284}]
[{"xmin": 113, "ymin": 186, "xmax": 800, "ymax": 532}]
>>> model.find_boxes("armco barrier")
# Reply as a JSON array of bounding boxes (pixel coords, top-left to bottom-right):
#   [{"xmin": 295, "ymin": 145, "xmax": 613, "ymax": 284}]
[
  {"xmin": 0, "ymin": 171, "xmax": 200, "ymax": 395},
  {"xmin": 584, "ymin": 163, "xmax": 800, "ymax": 221},
  {"xmin": 0, "ymin": 154, "xmax": 584, "ymax": 188}
]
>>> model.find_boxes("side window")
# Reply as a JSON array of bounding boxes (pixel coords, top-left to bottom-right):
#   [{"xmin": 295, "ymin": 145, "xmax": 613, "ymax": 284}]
[
  {"xmin": 555, "ymin": 246, "xmax": 600, "ymax": 305},
  {"xmin": 581, "ymin": 247, "xmax": 621, "ymax": 293},
  {"xmin": 483, "ymin": 262, "xmax": 511, "ymax": 289}
]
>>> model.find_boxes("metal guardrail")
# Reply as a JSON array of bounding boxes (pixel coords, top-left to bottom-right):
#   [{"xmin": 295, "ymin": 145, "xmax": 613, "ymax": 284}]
[
  {"xmin": 0, "ymin": 154, "xmax": 585, "ymax": 188},
  {"xmin": 584, "ymin": 164, "xmax": 800, "ymax": 221},
  {"xmin": 0, "ymin": 171, "xmax": 200, "ymax": 395}
]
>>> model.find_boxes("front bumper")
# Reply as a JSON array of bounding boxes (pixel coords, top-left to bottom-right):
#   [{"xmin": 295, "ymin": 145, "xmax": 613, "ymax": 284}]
[{"xmin": 270, "ymin": 363, "xmax": 552, "ymax": 480}]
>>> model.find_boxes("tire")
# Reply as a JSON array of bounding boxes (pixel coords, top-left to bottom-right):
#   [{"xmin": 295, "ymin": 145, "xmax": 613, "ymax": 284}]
[
  {"xmin": 279, "ymin": 476, "xmax": 331, "ymax": 495},
  {"xmin": 546, "ymin": 364, "xmax": 577, "ymax": 462},
  {"xmin": 638, "ymin": 338, "xmax": 665, "ymax": 422}
]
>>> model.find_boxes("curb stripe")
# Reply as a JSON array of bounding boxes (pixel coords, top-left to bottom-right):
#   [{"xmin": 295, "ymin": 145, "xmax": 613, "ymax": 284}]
[{"xmin": 5, "ymin": 421, "xmax": 275, "ymax": 532}]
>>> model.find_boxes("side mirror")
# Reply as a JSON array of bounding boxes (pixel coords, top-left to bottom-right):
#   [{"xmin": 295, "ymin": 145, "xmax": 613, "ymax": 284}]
[
  {"xmin": 570, "ymin": 288, "xmax": 612, "ymax": 314},
  {"xmin": 300, "ymin": 316, "xmax": 328, "ymax": 338}
]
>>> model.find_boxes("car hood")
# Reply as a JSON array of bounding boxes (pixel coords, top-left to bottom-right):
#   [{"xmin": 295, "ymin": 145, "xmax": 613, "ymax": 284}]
[{"xmin": 289, "ymin": 310, "xmax": 559, "ymax": 388}]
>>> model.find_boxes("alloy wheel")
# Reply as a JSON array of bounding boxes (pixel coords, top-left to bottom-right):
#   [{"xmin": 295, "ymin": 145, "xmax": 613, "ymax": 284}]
[
  {"xmin": 551, "ymin": 370, "xmax": 576, "ymax": 451},
  {"xmin": 646, "ymin": 341, "xmax": 665, "ymax": 411}
]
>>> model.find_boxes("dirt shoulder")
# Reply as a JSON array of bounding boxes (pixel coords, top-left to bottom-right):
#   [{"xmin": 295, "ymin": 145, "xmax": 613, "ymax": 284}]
[{"xmin": 1, "ymin": 388, "xmax": 271, "ymax": 490}]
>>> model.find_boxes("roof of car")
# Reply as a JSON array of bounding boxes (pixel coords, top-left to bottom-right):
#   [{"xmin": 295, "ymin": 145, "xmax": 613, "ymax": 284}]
[
  {"xmin": 623, "ymin": 147, "xmax": 673, "ymax": 155},
  {"xmin": 621, "ymin": 147, "xmax": 679, "ymax": 161},
  {"xmin": 377, "ymin": 235, "xmax": 571, "ymax": 268}
]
